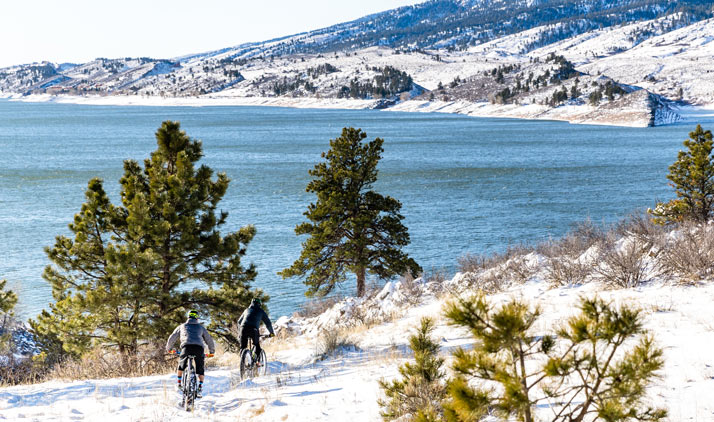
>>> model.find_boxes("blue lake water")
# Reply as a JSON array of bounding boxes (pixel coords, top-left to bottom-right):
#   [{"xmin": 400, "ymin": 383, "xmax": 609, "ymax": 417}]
[{"xmin": 0, "ymin": 100, "xmax": 710, "ymax": 320}]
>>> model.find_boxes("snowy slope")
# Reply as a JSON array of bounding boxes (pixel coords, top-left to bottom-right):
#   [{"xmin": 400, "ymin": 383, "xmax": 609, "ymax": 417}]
[
  {"xmin": 4, "ymin": 274, "xmax": 714, "ymax": 420},
  {"xmin": 576, "ymin": 18, "xmax": 714, "ymax": 105}
]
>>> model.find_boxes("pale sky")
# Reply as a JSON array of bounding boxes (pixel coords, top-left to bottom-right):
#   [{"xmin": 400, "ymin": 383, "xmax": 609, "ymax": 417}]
[{"xmin": 0, "ymin": 0, "xmax": 425, "ymax": 68}]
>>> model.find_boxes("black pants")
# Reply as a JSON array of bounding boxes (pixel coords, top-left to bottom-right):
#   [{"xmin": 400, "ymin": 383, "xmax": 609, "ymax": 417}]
[
  {"xmin": 178, "ymin": 344, "xmax": 205, "ymax": 375},
  {"xmin": 240, "ymin": 326, "xmax": 261, "ymax": 358}
]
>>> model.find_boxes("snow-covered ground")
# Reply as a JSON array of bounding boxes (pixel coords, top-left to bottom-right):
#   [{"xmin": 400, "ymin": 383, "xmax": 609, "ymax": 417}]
[{"xmin": 4, "ymin": 272, "xmax": 714, "ymax": 421}]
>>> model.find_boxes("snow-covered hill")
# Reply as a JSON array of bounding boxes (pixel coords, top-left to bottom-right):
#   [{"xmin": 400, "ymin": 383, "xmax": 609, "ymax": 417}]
[{"xmin": 0, "ymin": 1, "xmax": 712, "ymax": 126}]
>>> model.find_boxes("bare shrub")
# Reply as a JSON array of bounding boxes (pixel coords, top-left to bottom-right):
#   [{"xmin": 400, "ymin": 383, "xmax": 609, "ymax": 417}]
[
  {"xmin": 570, "ymin": 217, "xmax": 607, "ymax": 246},
  {"xmin": 596, "ymin": 237, "xmax": 650, "ymax": 288},
  {"xmin": 503, "ymin": 255, "xmax": 538, "ymax": 283},
  {"xmin": 538, "ymin": 220, "xmax": 606, "ymax": 287},
  {"xmin": 316, "ymin": 329, "xmax": 360, "ymax": 360},
  {"xmin": 457, "ymin": 245, "xmax": 536, "ymax": 292},
  {"xmin": 459, "ymin": 244, "xmax": 534, "ymax": 273},
  {"xmin": 456, "ymin": 253, "xmax": 507, "ymax": 293},
  {"xmin": 48, "ymin": 347, "xmax": 176, "ymax": 381},
  {"xmin": 349, "ymin": 304, "xmax": 381, "ymax": 328},
  {"xmin": 545, "ymin": 256, "xmax": 591, "ymax": 287},
  {"xmin": 421, "ymin": 267, "xmax": 451, "ymax": 297},
  {"xmin": 295, "ymin": 294, "xmax": 344, "ymax": 318},
  {"xmin": 458, "ymin": 253, "xmax": 488, "ymax": 273},
  {"xmin": 537, "ymin": 219, "xmax": 605, "ymax": 259},
  {"xmin": 660, "ymin": 222, "xmax": 714, "ymax": 280},
  {"xmin": 461, "ymin": 271, "xmax": 508, "ymax": 294},
  {"xmin": 399, "ymin": 272, "xmax": 424, "ymax": 305},
  {"xmin": 362, "ymin": 281, "xmax": 385, "ymax": 301},
  {"xmin": 424, "ymin": 267, "xmax": 449, "ymax": 285},
  {"xmin": 616, "ymin": 212, "xmax": 667, "ymax": 256}
]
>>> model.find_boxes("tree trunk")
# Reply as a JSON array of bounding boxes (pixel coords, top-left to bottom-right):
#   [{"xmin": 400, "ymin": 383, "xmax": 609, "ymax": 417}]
[{"xmin": 356, "ymin": 266, "xmax": 366, "ymax": 297}]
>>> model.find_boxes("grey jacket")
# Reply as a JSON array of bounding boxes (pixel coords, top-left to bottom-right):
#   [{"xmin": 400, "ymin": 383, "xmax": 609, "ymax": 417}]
[{"xmin": 166, "ymin": 318, "xmax": 216, "ymax": 354}]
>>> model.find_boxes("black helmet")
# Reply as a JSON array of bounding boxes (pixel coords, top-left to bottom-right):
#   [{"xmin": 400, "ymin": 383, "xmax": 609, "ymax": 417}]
[
  {"xmin": 251, "ymin": 297, "xmax": 261, "ymax": 307},
  {"xmin": 188, "ymin": 310, "xmax": 199, "ymax": 319}
]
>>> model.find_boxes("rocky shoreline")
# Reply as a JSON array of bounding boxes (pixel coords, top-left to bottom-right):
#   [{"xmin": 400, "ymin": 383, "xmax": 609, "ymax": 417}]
[{"xmin": 1, "ymin": 91, "xmax": 689, "ymax": 128}]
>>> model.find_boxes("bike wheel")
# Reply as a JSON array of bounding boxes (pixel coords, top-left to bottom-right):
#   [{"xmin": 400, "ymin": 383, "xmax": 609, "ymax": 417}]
[
  {"xmin": 257, "ymin": 349, "xmax": 268, "ymax": 376},
  {"xmin": 239, "ymin": 348, "xmax": 253, "ymax": 380},
  {"xmin": 185, "ymin": 373, "xmax": 196, "ymax": 411},
  {"xmin": 181, "ymin": 371, "xmax": 190, "ymax": 407}
]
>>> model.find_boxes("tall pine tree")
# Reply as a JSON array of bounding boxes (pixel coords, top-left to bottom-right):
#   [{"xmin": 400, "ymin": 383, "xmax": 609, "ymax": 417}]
[
  {"xmin": 279, "ymin": 127, "xmax": 420, "ymax": 297},
  {"xmin": 34, "ymin": 121, "xmax": 261, "ymax": 356},
  {"xmin": 651, "ymin": 125, "xmax": 714, "ymax": 223}
]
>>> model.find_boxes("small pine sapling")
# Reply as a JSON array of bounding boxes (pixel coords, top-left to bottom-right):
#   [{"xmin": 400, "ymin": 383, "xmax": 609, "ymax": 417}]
[
  {"xmin": 440, "ymin": 295, "xmax": 666, "ymax": 422},
  {"xmin": 442, "ymin": 295, "xmax": 554, "ymax": 422},
  {"xmin": 379, "ymin": 317, "xmax": 446, "ymax": 421},
  {"xmin": 544, "ymin": 298, "xmax": 666, "ymax": 422}
]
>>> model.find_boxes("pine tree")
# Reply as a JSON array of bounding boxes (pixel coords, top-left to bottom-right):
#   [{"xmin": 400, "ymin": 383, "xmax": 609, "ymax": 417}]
[
  {"xmin": 279, "ymin": 127, "xmax": 421, "ymax": 297},
  {"xmin": 34, "ymin": 178, "xmax": 144, "ymax": 356},
  {"xmin": 546, "ymin": 298, "xmax": 666, "ymax": 422},
  {"xmin": 379, "ymin": 317, "xmax": 446, "ymax": 421},
  {"xmin": 442, "ymin": 295, "xmax": 550, "ymax": 422},
  {"xmin": 441, "ymin": 295, "xmax": 666, "ymax": 422},
  {"xmin": 33, "ymin": 121, "xmax": 261, "ymax": 356},
  {"xmin": 0, "ymin": 279, "xmax": 17, "ymax": 316},
  {"xmin": 0, "ymin": 280, "xmax": 17, "ymax": 356},
  {"xmin": 650, "ymin": 125, "xmax": 714, "ymax": 224},
  {"xmin": 0, "ymin": 279, "xmax": 17, "ymax": 347}
]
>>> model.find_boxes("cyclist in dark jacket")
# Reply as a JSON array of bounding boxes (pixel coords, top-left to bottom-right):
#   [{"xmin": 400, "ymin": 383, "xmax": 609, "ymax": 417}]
[
  {"xmin": 166, "ymin": 310, "xmax": 216, "ymax": 395},
  {"xmin": 237, "ymin": 298, "xmax": 274, "ymax": 362}
]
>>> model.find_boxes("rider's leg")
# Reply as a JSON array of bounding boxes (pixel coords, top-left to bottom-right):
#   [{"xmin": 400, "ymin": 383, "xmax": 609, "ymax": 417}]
[
  {"xmin": 177, "ymin": 364, "xmax": 184, "ymax": 389},
  {"xmin": 195, "ymin": 354, "xmax": 206, "ymax": 397},
  {"xmin": 239, "ymin": 326, "xmax": 249, "ymax": 351},
  {"xmin": 252, "ymin": 328, "xmax": 262, "ymax": 360},
  {"xmin": 177, "ymin": 346, "xmax": 186, "ymax": 388}
]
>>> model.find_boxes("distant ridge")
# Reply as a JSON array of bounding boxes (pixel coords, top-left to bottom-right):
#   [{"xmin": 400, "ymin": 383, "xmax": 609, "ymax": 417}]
[{"xmin": 1, "ymin": 0, "xmax": 712, "ymax": 126}]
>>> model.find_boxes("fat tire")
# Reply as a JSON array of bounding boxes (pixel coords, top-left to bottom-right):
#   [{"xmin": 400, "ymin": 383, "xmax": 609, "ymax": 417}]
[
  {"xmin": 239, "ymin": 348, "xmax": 253, "ymax": 380},
  {"xmin": 258, "ymin": 349, "xmax": 268, "ymax": 376}
]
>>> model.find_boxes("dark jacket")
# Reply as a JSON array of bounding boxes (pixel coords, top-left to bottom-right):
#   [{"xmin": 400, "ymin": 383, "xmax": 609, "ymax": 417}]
[
  {"xmin": 237, "ymin": 303, "xmax": 274, "ymax": 335},
  {"xmin": 166, "ymin": 318, "xmax": 216, "ymax": 353}
]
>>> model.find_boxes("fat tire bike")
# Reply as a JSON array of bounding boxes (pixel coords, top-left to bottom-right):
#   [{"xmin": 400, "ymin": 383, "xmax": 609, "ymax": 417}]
[
  {"xmin": 170, "ymin": 351, "xmax": 213, "ymax": 412},
  {"xmin": 239, "ymin": 334, "xmax": 270, "ymax": 380}
]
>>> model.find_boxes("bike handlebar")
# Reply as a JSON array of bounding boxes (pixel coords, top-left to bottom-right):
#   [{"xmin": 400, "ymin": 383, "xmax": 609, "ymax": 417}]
[{"xmin": 167, "ymin": 349, "xmax": 215, "ymax": 357}]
